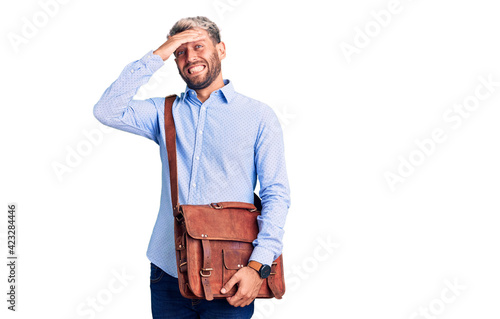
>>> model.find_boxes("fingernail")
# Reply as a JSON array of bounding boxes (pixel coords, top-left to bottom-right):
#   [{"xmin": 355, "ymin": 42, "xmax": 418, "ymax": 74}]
[{"xmin": 221, "ymin": 288, "xmax": 226, "ymax": 294}]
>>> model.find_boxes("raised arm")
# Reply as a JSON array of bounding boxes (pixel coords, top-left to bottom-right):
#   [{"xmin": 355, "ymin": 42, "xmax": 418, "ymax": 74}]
[{"xmin": 93, "ymin": 29, "xmax": 206, "ymax": 142}]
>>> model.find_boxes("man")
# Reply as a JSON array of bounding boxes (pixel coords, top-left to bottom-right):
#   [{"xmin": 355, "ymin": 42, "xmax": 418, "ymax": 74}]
[{"xmin": 93, "ymin": 16, "xmax": 290, "ymax": 318}]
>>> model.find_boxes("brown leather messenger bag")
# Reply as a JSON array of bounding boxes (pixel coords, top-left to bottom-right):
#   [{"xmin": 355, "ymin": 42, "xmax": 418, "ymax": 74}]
[{"xmin": 164, "ymin": 95, "xmax": 285, "ymax": 300}]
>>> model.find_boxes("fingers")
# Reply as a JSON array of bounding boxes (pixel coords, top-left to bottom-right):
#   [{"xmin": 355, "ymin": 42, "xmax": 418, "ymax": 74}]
[
  {"xmin": 170, "ymin": 29, "xmax": 206, "ymax": 45},
  {"xmin": 226, "ymin": 283, "xmax": 258, "ymax": 307},
  {"xmin": 154, "ymin": 29, "xmax": 206, "ymax": 61},
  {"xmin": 226, "ymin": 292, "xmax": 255, "ymax": 307},
  {"xmin": 222, "ymin": 272, "xmax": 251, "ymax": 307},
  {"xmin": 221, "ymin": 272, "xmax": 240, "ymax": 295},
  {"xmin": 223, "ymin": 268, "xmax": 262, "ymax": 307}
]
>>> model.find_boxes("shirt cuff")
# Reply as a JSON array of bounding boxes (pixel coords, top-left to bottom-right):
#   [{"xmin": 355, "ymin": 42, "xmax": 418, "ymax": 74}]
[
  {"xmin": 140, "ymin": 50, "xmax": 164, "ymax": 73},
  {"xmin": 249, "ymin": 246, "xmax": 275, "ymax": 266}
]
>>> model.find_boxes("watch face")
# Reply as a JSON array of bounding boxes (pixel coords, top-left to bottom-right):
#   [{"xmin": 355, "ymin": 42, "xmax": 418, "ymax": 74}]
[{"xmin": 260, "ymin": 265, "xmax": 272, "ymax": 279}]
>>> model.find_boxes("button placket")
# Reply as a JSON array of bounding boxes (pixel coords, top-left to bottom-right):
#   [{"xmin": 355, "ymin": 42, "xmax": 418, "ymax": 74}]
[{"xmin": 187, "ymin": 102, "xmax": 208, "ymax": 203}]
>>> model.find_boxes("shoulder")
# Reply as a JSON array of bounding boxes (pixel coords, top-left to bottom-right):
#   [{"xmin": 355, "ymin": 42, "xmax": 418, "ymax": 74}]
[
  {"xmin": 231, "ymin": 93, "xmax": 282, "ymax": 137},
  {"xmin": 150, "ymin": 95, "xmax": 182, "ymax": 115},
  {"xmin": 231, "ymin": 91, "xmax": 276, "ymax": 118}
]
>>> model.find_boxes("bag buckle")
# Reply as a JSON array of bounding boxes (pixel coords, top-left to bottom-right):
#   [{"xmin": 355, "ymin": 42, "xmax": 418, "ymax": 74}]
[
  {"xmin": 174, "ymin": 206, "xmax": 184, "ymax": 222},
  {"xmin": 200, "ymin": 268, "xmax": 213, "ymax": 277},
  {"xmin": 270, "ymin": 262, "xmax": 277, "ymax": 275},
  {"xmin": 210, "ymin": 203, "xmax": 223, "ymax": 209}
]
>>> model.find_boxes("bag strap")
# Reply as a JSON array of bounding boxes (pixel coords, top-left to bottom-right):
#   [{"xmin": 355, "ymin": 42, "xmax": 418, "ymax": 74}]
[
  {"xmin": 165, "ymin": 95, "xmax": 214, "ymax": 300},
  {"xmin": 164, "ymin": 94, "xmax": 181, "ymax": 219}
]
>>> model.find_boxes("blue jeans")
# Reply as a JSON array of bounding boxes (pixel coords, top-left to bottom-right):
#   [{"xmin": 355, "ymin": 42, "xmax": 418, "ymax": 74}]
[{"xmin": 150, "ymin": 263, "xmax": 254, "ymax": 319}]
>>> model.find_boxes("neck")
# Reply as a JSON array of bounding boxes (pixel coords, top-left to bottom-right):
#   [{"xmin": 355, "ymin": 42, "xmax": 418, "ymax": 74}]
[{"xmin": 194, "ymin": 75, "xmax": 225, "ymax": 103}]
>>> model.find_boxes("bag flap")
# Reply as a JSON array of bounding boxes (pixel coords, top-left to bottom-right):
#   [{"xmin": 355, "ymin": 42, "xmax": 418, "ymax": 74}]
[
  {"xmin": 223, "ymin": 249, "xmax": 252, "ymax": 270},
  {"xmin": 181, "ymin": 203, "xmax": 260, "ymax": 242}
]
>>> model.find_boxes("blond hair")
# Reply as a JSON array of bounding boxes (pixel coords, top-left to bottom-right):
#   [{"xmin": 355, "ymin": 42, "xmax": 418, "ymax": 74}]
[{"xmin": 168, "ymin": 16, "xmax": 221, "ymax": 44}]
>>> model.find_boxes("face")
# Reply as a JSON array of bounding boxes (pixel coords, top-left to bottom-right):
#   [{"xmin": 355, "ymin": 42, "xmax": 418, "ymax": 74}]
[{"xmin": 174, "ymin": 29, "xmax": 225, "ymax": 90}]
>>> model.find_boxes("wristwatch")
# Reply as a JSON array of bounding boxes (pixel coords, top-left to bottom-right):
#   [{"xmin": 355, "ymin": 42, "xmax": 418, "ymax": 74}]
[{"xmin": 247, "ymin": 260, "xmax": 272, "ymax": 279}]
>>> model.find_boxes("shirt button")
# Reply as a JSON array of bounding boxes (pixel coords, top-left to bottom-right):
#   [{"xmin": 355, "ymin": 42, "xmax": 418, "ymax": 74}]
[
  {"xmin": 193, "ymin": 183, "xmax": 197, "ymax": 187},
  {"xmin": 201, "ymin": 106, "xmax": 206, "ymax": 111},
  {"xmin": 130, "ymin": 69, "xmax": 135, "ymax": 73},
  {"xmin": 199, "ymin": 130, "xmax": 203, "ymax": 135},
  {"xmin": 196, "ymin": 156, "xmax": 200, "ymax": 160}
]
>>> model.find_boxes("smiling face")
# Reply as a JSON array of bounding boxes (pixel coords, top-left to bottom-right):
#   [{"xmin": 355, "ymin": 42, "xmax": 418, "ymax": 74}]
[{"xmin": 174, "ymin": 29, "xmax": 225, "ymax": 90}]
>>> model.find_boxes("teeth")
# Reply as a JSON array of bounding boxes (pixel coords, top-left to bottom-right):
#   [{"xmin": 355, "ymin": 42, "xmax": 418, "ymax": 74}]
[{"xmin": 189, "ymin": 65, "xmax": 204, "ymax": 74}]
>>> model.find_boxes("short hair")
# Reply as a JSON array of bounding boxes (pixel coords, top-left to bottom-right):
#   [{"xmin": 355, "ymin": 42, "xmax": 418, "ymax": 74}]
[{"xmin": 168, "ymin": 16, "xmax": 221, "ymax": 45}]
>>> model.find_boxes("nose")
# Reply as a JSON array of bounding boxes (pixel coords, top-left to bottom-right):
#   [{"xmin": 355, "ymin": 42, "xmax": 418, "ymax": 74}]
[{"xmin": 185, "ymin": 48, "xmax": 198, "ymax": 63}]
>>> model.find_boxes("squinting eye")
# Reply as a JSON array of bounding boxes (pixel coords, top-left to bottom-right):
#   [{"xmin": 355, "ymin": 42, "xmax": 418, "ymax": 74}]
[
  {"xmin": 177, "ymin": 51, "xmax": 184, "ymax": 56},
  {"xmin": 195, "ymin": 45, "xmax": 203, "ymax": 49}
]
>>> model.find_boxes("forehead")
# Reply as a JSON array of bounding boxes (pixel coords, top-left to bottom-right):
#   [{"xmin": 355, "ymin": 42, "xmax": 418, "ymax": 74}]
[{"xmin": 175, "ymin": 29, "xmax": 213, "ymax": 49}]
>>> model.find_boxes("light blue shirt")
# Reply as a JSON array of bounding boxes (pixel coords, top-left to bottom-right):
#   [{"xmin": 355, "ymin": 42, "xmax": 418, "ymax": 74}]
[{"xmin": 93, "ymin": 50, "xmax": 290, "ymax": 277}]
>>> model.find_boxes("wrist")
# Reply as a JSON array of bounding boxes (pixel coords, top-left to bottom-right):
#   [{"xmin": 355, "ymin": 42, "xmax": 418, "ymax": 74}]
[
  {"xmin": 247, "ymin": 260, "xmax": 271, "ymax": 279},
  {"xmin": 154, "ymin": 38, "xmax": 183, "ymax": 61},
  {"xmin": 153, "ymin": 49, "xmax": 169, "ymax": 61}
]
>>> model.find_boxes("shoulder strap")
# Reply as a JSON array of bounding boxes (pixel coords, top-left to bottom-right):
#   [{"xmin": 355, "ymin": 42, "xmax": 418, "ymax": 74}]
[{"xmin": 164, "ymin": 94, "xmax": 181, "ymax": 219}]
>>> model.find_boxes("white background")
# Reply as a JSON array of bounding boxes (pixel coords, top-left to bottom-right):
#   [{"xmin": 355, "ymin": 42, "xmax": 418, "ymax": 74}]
[{"xmin": 1, "ymin": 0, "xmax": 500, "ymax": 318}]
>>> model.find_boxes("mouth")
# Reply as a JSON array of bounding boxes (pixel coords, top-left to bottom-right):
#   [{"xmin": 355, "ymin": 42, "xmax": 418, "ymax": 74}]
[{"xmin": 187, "ymin": 64, "xmax": 206, "ymax": 75}]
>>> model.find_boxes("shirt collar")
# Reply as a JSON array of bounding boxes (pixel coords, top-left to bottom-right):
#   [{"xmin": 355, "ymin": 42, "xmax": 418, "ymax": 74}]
[
  {"xmin": 182, "ymin": 79, "xmax": 236, "ymax": 104},
  {"xmin": 218, "ymin": 79, "xmax": 236, "ymax": 103}
]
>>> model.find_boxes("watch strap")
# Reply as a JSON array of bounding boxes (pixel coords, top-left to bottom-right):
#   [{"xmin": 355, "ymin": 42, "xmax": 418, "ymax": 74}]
[{"xmin": 248, "ymin": 260, "xmax": 262, "ymax": 273}]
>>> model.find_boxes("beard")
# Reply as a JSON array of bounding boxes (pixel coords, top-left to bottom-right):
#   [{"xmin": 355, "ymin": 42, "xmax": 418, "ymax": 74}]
[{"xmin": 178, "ymin": 52, "xmax": 222, "ymax": 90}]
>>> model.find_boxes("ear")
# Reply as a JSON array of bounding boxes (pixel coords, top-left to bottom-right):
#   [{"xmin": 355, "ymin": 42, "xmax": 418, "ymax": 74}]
[{"xmin": 216, "ymin": 41, "xmax": 226, "ymax": 60}]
